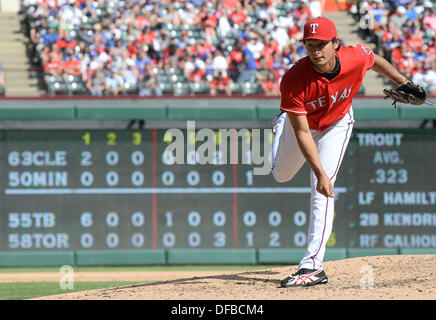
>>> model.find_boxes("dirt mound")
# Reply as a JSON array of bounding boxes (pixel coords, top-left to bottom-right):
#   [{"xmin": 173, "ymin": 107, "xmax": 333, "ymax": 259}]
[{"xmin": 33, "ymin": 255, "xmax": 435, "ymax": 300}]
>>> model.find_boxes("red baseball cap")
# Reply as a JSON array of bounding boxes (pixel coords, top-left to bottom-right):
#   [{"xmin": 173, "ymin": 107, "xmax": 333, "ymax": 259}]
[{"xmin": 301, "ymin": 17, "xmax": 338, "ymax": 41}]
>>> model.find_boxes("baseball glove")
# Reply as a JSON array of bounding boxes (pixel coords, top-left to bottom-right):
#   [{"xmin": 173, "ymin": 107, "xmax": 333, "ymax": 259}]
[{"xmin": 383, "ymin": 80, "xmax": 427, "ymax": 107}]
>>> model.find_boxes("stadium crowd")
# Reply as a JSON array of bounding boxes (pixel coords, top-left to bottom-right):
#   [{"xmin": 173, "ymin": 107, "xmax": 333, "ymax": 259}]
[
  {"xmin": 20, "ymin": 0, "xmax": 436, "ymax": 97},
  {"xmin": 352, "ymin": 0, "xmax": 436, "ymax": 94}
]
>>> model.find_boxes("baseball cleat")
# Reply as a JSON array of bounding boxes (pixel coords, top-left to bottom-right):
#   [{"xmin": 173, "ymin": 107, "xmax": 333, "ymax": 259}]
[{"xmin": 280, "ymin": 268, "xmax": 328, "ymax": 287}]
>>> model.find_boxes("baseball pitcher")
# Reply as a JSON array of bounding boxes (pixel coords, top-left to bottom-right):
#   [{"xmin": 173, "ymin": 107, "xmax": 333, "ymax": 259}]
[{"xmin": 273, "ymin": 17, "xmax": 427, "ymax": 287}]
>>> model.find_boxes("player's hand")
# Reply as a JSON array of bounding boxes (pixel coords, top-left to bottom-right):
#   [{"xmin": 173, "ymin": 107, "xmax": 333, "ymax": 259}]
[{"xmin": 316, "ymin": 173, "xmax": 335, "ymax": 198}]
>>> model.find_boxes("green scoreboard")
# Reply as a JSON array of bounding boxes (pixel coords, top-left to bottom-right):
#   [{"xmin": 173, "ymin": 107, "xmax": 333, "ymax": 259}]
[{"xmin": 1, "ymin": 128, "xmax": 435, "ymax": 252}]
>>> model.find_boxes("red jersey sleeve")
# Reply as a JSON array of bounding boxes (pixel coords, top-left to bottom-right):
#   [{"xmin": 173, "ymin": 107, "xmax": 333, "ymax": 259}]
[
  {"xmin": 279, "ymin": 64, "xmax": 307, "ymax": 115},
  {"xmin": 354, "ymin": 43, "xmax": 375, "ymax": 71}
]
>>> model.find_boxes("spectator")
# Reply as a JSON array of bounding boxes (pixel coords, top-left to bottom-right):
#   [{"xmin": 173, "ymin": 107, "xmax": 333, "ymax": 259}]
[
  {"xmin": 405, "ymin": 1, "xmax": 419, "ymax": 22},
  {"xmin": 228, "ymin": 40, "xmax": 244, "ymax": 66},
  {"xmin": 189, "ymin": 0, "xmax": 208, "ymax": 8},
  {"xmin": 261, "ymin": 36, "xmax": 279, "ymax": 66},
  {"xmin": 261, "ymin": 71, "xmax": 280, "ymax": 96},
  {"xmin": 189, "ymin": 65, "xmax": 207, "ymax": 84},
  {"xmin": 41, "ymin": 27, "xmax": 58, "ymax": 47},
  {"xmin": 204, "ymin": 52, "xmax": 215, "ymax": 78},
  {"xmin": 275, "ymin": 10, "xmax": 296, "ymax": 30},
  {"xmin": 139, "ymin": 64, "xmax": 162, "ymax": 96},
  {"xmin": 309, "ymin": 0, "xmax": 322, "ymax": 18},
  {"xmin": 239, "ymin": 24, "xmax": 253, "ymax": 42},
  {"xmin": 236, "ymin": 46, "xmax": 257, "ymax": 84},
  {"xmin": 210, "ymin": 71, "xmax": 232, "ymax": 96},
  {"xmin": 198, "ymin": 3, "xmax": 218, "ymax": 43},
  {"xmin": 295, "ymin": 0, "xmax": 313, "ymax": 21},
  {"xmin": 58, "ymin": 1, "xmax": 83, "ymax": 30},
  {"xmin": 422, "ymin": 7, "xmax": 436, "ymax": 31},
  {"xmin": 161, "ymin": 4, "xmax": 182, "ymax": 27},
  {"xmin": 135, "ymin": 51, "xmax": 152, "ymax": 79},
  {"xmin": 372, "ymin": 1, "xmax": 388, "ymax": 31},
  {"xmin": 228, "ymin": 59, "xmax": 240, "ymax": 82},
  {"xmin": 227, "ymin": 40, "xmax": 244, "ymax": 80},
  {"xmin": 43, "ymin": 51, "xmax": 63, "ymax": 83},
  {"xmin": 125, "ymin": 35, "xmax": 139, "ymax": 58},
  {"xmin": 105, "ymin": 70, "xmax": 125, "ymax": 96},
  {"xmin": 179, "ymin": 2, "xmax": 197, "ymax": 26},
  {"xmin": 136, "ymin": 26, "xmax": 157, "ymax": 49},
  {"xmin": 86, "ymin": 68, "xmax": 106, "ymax": 96},
  {"xmin": 194, "ymin": 38, "xmax": 215, "ymax": 60},
  {"xmin": 56, "ymin": 29, "xmax": 77, "ymax": 52},
  {"xmin": 63, "ymin": 53, "xmax": 82, "ymax": 76},
  {"xmin": 271, "ymin": 24, "xmax": 290, "ymax": 52},
  {"xmin": 412, "ymin": 64, "xmax": 436, "ymax": 95},
  {"xmin": 216, "ymin": 3, "xmax": 232, "ymax": 38},
  {"xmin": 123, "ymin": 64, "xmax": 139, "ymax": 88},
  {"xmin": 272, "ymin": 52, "xmax": 289, "ymax": 79},
  {"xmin": 246, "ymin": 33, "xmax": 265, "ymax": 60},
  {"xmin": 228, "ymin": 2, "xmax": 248, "ymax": 26},
  {"xmin": 223, "ymin": 0, "xmax": 239, "ymax": 11},
  {"xmin": 40, "ymin": 44, "xmax": 52, "ymax": 67},
  {"xmin": 390, "ymin": 6, "xmax": 408, "ymax": 30},
  {"xmin": 256, "ymin": 57, "xmax": 270, "ymax": 82},
  {"xmin": 182, "ymin": 55, "xmax": 196, "ymax": 78},
  {"xmin": 193, "ymin": 53, "xmax": 206, "ymax": 71},
  {"xmin": 211, "ymin": 49, "xmax": 228, "ymax": 76},
  {"xmin": 188, "ymin": 65, "xmax": 208, "ymax": 94}
]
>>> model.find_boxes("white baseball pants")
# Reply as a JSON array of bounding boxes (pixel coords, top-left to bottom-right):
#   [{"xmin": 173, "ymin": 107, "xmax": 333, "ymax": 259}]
[{"xmin": 271, "ymin": 108, "xmax": 354, "ymax": 270}]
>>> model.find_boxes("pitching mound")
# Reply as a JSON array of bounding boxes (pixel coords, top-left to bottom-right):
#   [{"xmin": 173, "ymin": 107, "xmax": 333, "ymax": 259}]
[{"xmin": 33, "ymin": 254, "xmax": 435, "ymax": 300}]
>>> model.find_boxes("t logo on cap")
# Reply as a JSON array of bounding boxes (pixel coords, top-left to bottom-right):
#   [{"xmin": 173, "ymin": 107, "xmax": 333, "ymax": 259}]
[
  {"xmin": 301, "ymin": 17, "xmax": 338, "ymax": 41},
  {"xmin": 310, "ymin": 23, "xmax": 319, "ymax": 34}
]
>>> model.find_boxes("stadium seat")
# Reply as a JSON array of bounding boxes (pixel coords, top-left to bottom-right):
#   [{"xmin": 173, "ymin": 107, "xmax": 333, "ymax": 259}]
[
  {"xmin": 187, "ymin": 30, "xmax": 202, "ymax": 38},
  {"xmin": 170, "ymin": 74, "xmax": 186, "ymax": 83},
  {"xmin": 166, "ymin": 68, "xmax": 183, "ymax": 76},
  {"xmin": 81, "ymin": 16, "xmax": 99, "ymax": 26},
  {"xmin": 190, "ymin": 82, "xmax": 210, "ymax": 95},
  {"xmin": 47, "ymin": 76, "xmax": 66, "ymax": 96},
  {"xmin": 64, "ymin": 75, "xmax": 87, "ymax": 95},
  {"xmin": 159, "ymin": 82, "xmax": 174, "ymax": 94},
  {"xmin": 158, "ymin": 74, "xmax": 171, "ymax": 83},
  {"xmin": 173, "ymin": 2, "xmax": 186, "ymax": 10},
  {"xmin": 241, "ymin": 82, "xmax": 260, "ymax": 95},
  {"xmin": 231, "ymin": 82, "xmax": 243, "ymax": 94},
  {"xmin": 169, "ymin": 30, "xmax": 181, "ymax": 39},
  {"xmin": 173, "ymin": 82, "xmax": 191, "ymax": 95},
  {"xmin": 124, "ymin": 82, "xmax": 139, "ymax": 94}
]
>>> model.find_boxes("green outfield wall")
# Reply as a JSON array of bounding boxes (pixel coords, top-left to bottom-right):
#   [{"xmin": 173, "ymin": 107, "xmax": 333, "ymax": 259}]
[
  {"xmin": 2, "ymin": 248, "xmax": 436, "ymax": 267},
  {"xmin": 0, "ymin": 97, "xmax": 434, "ymax": 121}
]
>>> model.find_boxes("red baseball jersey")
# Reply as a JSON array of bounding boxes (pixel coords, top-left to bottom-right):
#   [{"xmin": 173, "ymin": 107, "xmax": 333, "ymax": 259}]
[{"xmin": 280, "ymin": 43, "xmax": 375, "ymax": 132}]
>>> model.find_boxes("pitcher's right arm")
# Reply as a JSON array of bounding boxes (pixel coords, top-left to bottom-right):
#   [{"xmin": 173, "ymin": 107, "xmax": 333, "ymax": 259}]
[{"xmin": 287, "ymin": 113, "xmax": 335, "ymax": 198}]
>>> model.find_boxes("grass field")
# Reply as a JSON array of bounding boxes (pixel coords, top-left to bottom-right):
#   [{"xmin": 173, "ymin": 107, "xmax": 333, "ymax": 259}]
[
  {"xmin": 0, "ymin": 281, "xmax": 145, "ymax": 300},
  {"xmin": 0, "ymin": 265, "xmax": 281, "ymax": 300}
]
